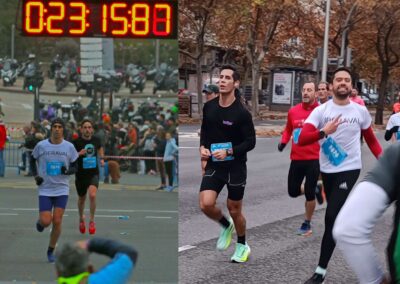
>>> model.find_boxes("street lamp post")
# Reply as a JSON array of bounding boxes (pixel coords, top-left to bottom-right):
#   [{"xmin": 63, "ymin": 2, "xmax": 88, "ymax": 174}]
[{"xmin": 321, "ymin": 0, "xmax": 331, "ymax": 82}]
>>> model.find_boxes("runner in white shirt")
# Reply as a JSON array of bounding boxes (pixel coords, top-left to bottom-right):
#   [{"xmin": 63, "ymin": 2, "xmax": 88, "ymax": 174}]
[
  {"xmin": 32, "ymin": 118, "xmax": 79, "ymax": 262},
  {"xmin": 298, "ymin": 67, "xmax": 382, "ymax": 284},
  {"xmin": 384, "ymin": 112, "xmax": 400, "ymax": 142}
]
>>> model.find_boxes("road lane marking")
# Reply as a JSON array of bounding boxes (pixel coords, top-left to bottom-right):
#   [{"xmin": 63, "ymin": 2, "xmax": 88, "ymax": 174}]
[
  {"xmin": 0, "ymin": 213, "xmax": 18, "ymax": 216},
  {"xmin": 179, "ymin": 146, "xmax": 198, "ymax": 149},
  {"xmin": 22, "ymin": 103, "xmax": 33, "ymax": 110},
  {"xmin": 0, "ymin": 208, "xmax": 178, "ymax": 214},
  {"xmin": 145, "ymin": 216, "xmax": 172, "ymax": 219},
  {"xmin": 178, "ymin": 245, "xmax": 196, "ymax": 252}
]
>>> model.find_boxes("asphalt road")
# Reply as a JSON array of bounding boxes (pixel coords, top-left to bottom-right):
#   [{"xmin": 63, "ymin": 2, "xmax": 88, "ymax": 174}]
[
  {"xmin": 179, "ymin": 124, "xmax": 392, "ymax": 283},
  {"xmin": 0, "ymin": 184, "xmax": 178, "ymax": 283}
]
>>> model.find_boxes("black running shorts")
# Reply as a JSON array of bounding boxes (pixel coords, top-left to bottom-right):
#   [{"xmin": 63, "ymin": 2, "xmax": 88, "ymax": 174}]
[
  {"xmin": 200, "ymin": 162, "xmax": 247, "ymax": 201},
  {"xmin": 75, "ymin": 175, "xmax": 99, "ymax": 197}
]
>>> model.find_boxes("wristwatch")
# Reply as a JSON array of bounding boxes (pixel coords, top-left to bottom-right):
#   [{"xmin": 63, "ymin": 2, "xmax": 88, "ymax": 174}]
[
  {"xmin": 319, "ymin": 130, "xmax": 327, "ymax": 139},
  {"xmin": 226, "ymin": 148, "xmax": 233, "ymax": 156}
]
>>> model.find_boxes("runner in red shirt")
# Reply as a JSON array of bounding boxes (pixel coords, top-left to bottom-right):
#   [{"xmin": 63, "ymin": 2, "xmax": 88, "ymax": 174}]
[{"xmin": 278, "ymin": 82, "xmax": 323, "ymax": 236}]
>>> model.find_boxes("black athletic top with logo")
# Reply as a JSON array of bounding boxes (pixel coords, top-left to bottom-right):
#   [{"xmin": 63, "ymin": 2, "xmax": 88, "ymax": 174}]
[
  {"xmin": 73, "ymin": 136, "xmax": 102, "ymax": 177},
  {"xmin": 200, "ymin": 97, "xmax": 256, "ymax": 166},
  {"xmin": 363, "ymin": 143, "xmax": 400, "ymax": 282}
]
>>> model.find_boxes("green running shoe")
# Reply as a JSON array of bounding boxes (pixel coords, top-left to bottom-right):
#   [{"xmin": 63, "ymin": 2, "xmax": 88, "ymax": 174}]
[
  {"xmin": 231, "ymin": 242, "xmax": 251, "ymax": 263},
  {"xmin": 216, "ymin": 221, "xmax": 234, "ymax": 251}
]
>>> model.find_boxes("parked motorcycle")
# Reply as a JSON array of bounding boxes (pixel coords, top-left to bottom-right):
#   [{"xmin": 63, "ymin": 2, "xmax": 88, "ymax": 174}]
[
  {"xmin": 55, "ymin": 63, "xmax": 70, "ymax": 92},
  {"xmin": 23, "ymin": 62, "xmax": 44, "ymax": 91},
  {"xmin": 126, "ymin": 65, "xmax": 146, "ymax": 94},
  {"xmin": 1, "ymin": 59, "xmax": 18, "ymax": 86},
  {"xmin": 153, "ymin": 63, "xmax": 178, "ymax": 94}
]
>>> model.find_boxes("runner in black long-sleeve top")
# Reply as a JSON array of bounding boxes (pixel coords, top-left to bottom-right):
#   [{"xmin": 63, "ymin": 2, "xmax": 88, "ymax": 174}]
[{"xmin": 199, "ymin": 64, "xmax": 256, "ymax": 263}]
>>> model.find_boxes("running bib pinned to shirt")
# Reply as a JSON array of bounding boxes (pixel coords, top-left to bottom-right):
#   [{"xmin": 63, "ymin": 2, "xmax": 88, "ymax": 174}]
[
  {"xmin": 293, "ymin": 128, "xmax": 302, "ymax": 144},
  {"xmin": 396, "ymin": 131, "xmax": 400, "ymax": 141},
  {"xmin": 83, "ymin": 157, "xmax": 97, "ymax": 169},
  {"xmin": 46, "ymin": 161, "xmax": 63, "ymax": 176},
  {"xmin": 211, "ymin": 142, "xmax": 234, "ymax": 162},
  {"xmin": 321, "ymin": 137, "xmax": 348, "ymax": 166}
]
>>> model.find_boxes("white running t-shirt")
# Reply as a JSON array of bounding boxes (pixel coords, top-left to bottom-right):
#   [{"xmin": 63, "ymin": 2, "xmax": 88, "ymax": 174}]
[
  {"xmin": 305, "ymin": 100, "xmax": 371, "ymax": 173},
  {"xmin": 386, "ymin": 113, "xmax": 400, "ymax": 141},
  {"xmin": 32, "ymin": 139, "xmax": 79, "ymax": 196}
]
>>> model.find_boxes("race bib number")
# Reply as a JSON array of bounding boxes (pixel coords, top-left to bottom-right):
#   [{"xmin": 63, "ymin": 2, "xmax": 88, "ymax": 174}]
[
  {"xmin": 211, "ymin": 142, "xmax": 234, "ymax": 162},
  {"xmin": 396, "ymin": 131, "xmax": 400, "ymax": 141},
  {"xmin": 322, "ymin": 137, "xmax": 348, "ymax": 166},
  {"xmin": 293, "ymin": 128, "xmax": 302, "ymax": 144},
  {"xmin": 46, "ymin": 161, "xmax": 63, "ymax": 176},
  {"xmin": 83, "ymin": 157, "xmax": 97, "ymax": 169}
]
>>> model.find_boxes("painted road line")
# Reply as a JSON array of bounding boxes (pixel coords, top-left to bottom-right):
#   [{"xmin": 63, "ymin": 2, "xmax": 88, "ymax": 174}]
[
  {"xmin": 178, "ymin": 245, "xmax": 196, "ymax": 252},
  {"xmin": 145, "ymin": 216, "xmax": 172, "ymax": 219},
  {"xmin": 0, "ymin": 208, "xmax": 178, "ymax": 214},
  {"xmin": 0, "ymin": 213, "xmax": 18, "ymax": 216},
  {"xmin": 179, "ymin": 146, "xmax": 198, "ymax": 149},
  {"xmin": 22, "ymin": 103, "xmax": 33, "ymax": 110}
]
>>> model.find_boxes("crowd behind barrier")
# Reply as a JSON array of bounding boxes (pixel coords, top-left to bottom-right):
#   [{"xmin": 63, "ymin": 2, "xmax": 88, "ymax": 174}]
[{"xmin": 2, "ymin": 101, "xmax": 178, "ymax": 189}]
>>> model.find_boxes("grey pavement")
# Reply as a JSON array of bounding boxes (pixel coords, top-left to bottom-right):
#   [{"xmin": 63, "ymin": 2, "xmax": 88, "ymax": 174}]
[
  {"xmin": 0, "ymin": 165, "xmax": 163, "ymax": 191},
  {"xmin": 0, "ymin": 172, "xmax": 178, "ymax": 283},
  {"xmin": 179, "ymin": 125, "xmax": 392, "ymax": 283}
]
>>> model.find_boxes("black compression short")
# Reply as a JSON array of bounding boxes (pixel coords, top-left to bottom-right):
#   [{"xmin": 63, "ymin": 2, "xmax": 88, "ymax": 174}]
[
  {"xmin": 200, "ymin": 162, "xmax": 247, "ymax": 201},
  {"xmin": 75, "ymin": 175, "xmax": 99, "ymax": 197}
]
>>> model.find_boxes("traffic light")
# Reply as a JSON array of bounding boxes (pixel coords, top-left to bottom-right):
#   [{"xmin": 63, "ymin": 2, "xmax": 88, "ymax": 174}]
[{"xmin": 26, "ymin": 74, "xmax": 44, "ymax": 94}]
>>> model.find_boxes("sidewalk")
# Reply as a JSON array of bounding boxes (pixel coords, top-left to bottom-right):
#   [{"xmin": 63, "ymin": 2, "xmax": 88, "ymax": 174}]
[{"xmin": 0, "ymin": 77, "xmax": 177, "ymax": 98}]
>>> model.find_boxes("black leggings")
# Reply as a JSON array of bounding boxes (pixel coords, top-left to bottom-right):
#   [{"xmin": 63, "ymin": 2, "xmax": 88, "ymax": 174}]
[
  {"xmin": 318, "ymin": 169, "xmax": 360, "ymax": 269},
  {"xmin": 164, "ymin": 161, "xmax": 174, "ymax": 186}
]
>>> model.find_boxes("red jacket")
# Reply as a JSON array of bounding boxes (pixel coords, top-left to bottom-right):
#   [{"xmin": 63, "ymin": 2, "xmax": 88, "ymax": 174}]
[
  {"xmin": 281, "ymin": 101, "xmax": 320, "ymax": 161},
  {"xmin": 0, "ymin": 124, "xmax": 6, "ymax": 150}
]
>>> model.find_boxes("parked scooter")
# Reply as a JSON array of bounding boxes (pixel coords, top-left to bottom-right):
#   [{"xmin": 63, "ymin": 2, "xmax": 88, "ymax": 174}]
[
  {"xmin": 55, "ymin": 62, "xmax": 70, "ymax": 92},
  {"xmin": 1, "ymin": 59, "xmax": 18, "ymax": 86},
  {"xmin": 126, "ymin": 64, "xmax": 146, "ymax": 94},
  {"xmin": 153, "ymin": 63, "xmax": 178, "ymax": 94},
  {"xmin": 23, "ymin": 61, "xmax": 44, "ymax": 91}
]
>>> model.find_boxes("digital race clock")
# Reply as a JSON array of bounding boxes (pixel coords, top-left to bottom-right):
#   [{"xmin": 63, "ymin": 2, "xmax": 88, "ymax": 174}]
[{"xmin": 22, "ymin": 0, "xmax": 178, "ymax": 38}]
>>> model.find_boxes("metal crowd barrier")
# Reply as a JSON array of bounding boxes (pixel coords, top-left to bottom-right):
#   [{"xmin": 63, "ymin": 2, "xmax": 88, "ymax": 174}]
[{"xmin": 4, "ymin": 141, "xmax": 24, "ymax": 170}]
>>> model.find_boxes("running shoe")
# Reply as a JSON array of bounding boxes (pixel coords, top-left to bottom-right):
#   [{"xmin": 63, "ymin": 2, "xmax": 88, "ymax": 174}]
[
  {"xmin": 304, "ymin": 273, "xmax": 325, "ymax": 283},
  {"xmin": 164, "ymin": 186, "xmax": 174, "ymax": 192},
  {"xmin": 315, "ymin": 184, "xmax": 324, "ymax": 205},
  {"xmin": 231, "ymin": 242, "xmax": 251, "ymax": 263},
  {"xmin": 297, "ymin": 222, "xmax": 312, "ymax": 236},
  {"xmin": 89, "ymin": 221, "xmax": 96, "ymax": 235},
  {"xmin": 36, "ymin": 220, "xmax": 44, "ymax": 232},
  {"xmin": 216, "ymin": 220, "xmax": 234, "ymax": 251},
  {"xmin": 79, "ymin": 221, "xmax": 86, "ymax": 234},
  {"xmin": 47, "ymin": 250, "xmax": 56, "ymax": 263}
]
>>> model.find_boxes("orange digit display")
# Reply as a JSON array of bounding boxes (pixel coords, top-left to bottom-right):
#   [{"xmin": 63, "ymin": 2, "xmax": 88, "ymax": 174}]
[
  {"xmin": 111, "ymin": 3, "xmax": 128, "ymax": 35},
  {"xmin": 69, "ymin": 2, "xmax": 87, "ymax": 35},
  {"xmin": 22, "ymin": 0, "xmax": 178, "ymax": 38},
  {"xmin": 25, "ymin": 1, "xmax": 44, "ymax": 34},
  {"xmin": 132, "ymin": 4, "xmax": 150, "ymax": 36},
  {"xmin": 102, "ymin": 4, "xmax": 108, "ymax": 33},
  {"xmin": 153, "ymin": 4, "xmax": 171, "ymax": 36},
  {"xmin": 47, "ymin": 2, "xmax": 65, "ymax": 34}
]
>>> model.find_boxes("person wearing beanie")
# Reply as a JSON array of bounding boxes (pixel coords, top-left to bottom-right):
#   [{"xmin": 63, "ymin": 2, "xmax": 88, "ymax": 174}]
[{"xmin": 31, "ymin": 117, "xmax": 79, "ymax": 262}]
